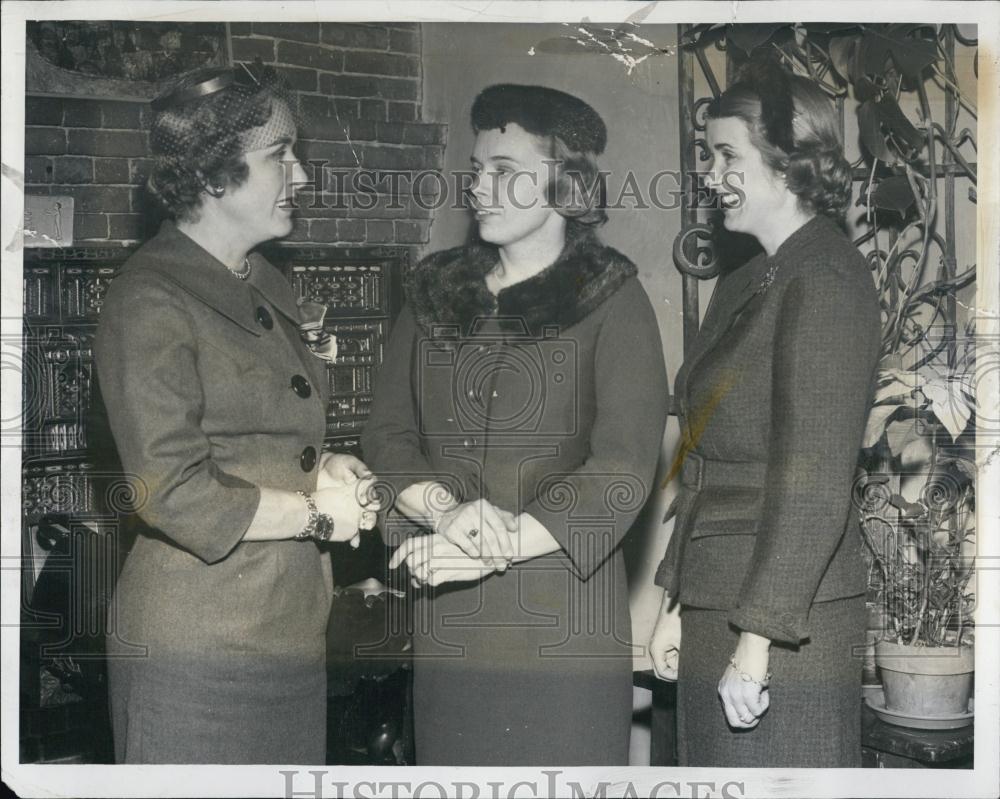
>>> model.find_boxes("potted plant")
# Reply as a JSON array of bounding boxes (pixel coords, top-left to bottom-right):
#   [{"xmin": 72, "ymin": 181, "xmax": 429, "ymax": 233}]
[
  {"xmin": 830, "ymin": 24, "xmax": 979, "ymax": 721},
  {"xmin": 859, "ymin": 339, "xmax": 976, "ymax": 719}
]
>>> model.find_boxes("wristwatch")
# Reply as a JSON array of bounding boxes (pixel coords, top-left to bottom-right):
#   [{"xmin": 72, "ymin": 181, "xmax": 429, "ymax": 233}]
[{"xmin": 296, "ymin": 490, "xmax": 336, "ymax": 542}]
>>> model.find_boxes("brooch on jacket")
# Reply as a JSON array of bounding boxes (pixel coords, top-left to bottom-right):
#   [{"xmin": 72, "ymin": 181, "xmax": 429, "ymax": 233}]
[{"xmin": 297, "ymin": 299, "xmax": 338, "ymax": 362}]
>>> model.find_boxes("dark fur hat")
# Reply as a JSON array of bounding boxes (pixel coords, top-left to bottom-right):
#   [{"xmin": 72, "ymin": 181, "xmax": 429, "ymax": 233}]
[{"xmin": 471, "ymin": 83, "xmax": 607, "ymax": 155}]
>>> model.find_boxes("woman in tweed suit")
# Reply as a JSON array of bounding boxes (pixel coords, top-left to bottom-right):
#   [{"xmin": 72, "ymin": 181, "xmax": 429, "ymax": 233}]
[
  {"xmin": 648, "ymin": 61, "xmax": 881, "ymax": 766},
  {"xmin": 96, "ymin": 66, "xmax": 377, "ymax": 763}
]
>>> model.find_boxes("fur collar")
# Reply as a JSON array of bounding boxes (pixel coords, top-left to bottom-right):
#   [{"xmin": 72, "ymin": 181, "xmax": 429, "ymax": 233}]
[{"xmin": 406, "ymin": 229, "xmax": 637, "ymax": 337}]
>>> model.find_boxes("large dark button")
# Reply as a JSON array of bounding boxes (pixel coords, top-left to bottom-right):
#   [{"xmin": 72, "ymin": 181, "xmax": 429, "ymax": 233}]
[
  {"xmin": 291, "ymin": 375, "xmax": 311, "ymax": 398},
  {"xmin": 255, "ymin": 306, "xmax": 273, "ymax": 330},
  {"xmin": 300, "ymin": 446, "xmax": 317, "ymax": 472},
  {"xmin": 462, "ymin": 437, "xmax": 477, "ymax": 449}
]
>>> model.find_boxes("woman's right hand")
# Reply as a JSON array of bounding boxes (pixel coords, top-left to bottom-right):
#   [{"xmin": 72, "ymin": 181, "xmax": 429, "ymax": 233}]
[
  {"xmin": 433, "ymin": 499, "xmax": 516, "ymax": 572},
  {"xmin": 313, "ymin": 481, "xmax": 379, "ymax": 547},
  {"xmin": 649, "ymin": 590, "xmax": 682, "ymax": 681}
]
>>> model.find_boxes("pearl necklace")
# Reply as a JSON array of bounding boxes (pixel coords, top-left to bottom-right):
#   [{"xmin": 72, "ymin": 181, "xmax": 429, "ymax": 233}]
[{"xmin": 229, "ymin": 257, "xmax": 252, "ymax": 281}]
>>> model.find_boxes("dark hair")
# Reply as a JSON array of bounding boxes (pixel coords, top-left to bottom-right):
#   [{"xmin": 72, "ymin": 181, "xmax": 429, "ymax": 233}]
[
  {"xmin": 471, "ymin": 83, "xmax": 608, "ymax": 228},
  {"xmin": 147, "ymin": 66, "xmax": 288, "ymax": 221},
  {"xmin": 707, "ymin": 66, "xmax": 852, "ymax": 220}
]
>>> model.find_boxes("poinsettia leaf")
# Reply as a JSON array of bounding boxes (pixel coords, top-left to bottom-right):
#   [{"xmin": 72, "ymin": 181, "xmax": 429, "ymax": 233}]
[
  {"xmin": 858, "ymin": 100, "xmax": 896, "ymax": 163},
  {"xmin": 860, "ymin": 30, "xmax": 892, "ymax": 75},
  {"xmin": 828, "ymin": 36, "xmax": 856, "ymax": 82},
  {"xmin": 938, "ymin": 456, "xmax": 977, "ymax": 483},
  {"xmin": 889, "ymin": 35, "xmax": 938, "ymax": 79},
  {"xmin": 889, "ymin": 492, "xmax": 926, "ymax": 518},
  {"xmin": 886, "ymin": 418, "xmax": 920, "ymax": 457},
  {"xmin": 853, "ymin": 75, "xmax": 880, "ymax": 103},
  {"xmin": 874, "ymin": 370, "xmax": 919, "ymax": 402},
  {"xmin": 726, "ymin": 23, "xmax": 787, "ymax": 54},
  {"xmin": 864, "ymin": 403, "xmax": 902, "ymax": 448},
  {"xmin": 876, "ymin": 96, "xmax": 925, "ymax": 151},
  {"xmin": 901, "ymin": 433, "xmax": 934, "ymax": 467},
  {"xmin": 923, "ymin": 378, "xmax": 974, "ymax": 440},
  {"xmin": 871, "ymin": 175, "xmax": 916, "ymax": 213}
]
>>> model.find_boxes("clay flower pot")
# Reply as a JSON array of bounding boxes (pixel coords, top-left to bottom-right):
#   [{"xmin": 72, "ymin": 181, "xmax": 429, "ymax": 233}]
[{"xmin": 875, "ymin": 640, "xmax": 974, "ymax": 717}]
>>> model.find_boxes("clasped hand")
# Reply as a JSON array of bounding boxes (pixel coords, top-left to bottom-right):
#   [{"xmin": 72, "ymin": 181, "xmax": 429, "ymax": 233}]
[
  {"xmin": 313, "ymin": 453, "xmax": 381, "ymax": 547},
  {"xmin": 649, "ymin": 593, "xmax": 681, "ymax": 682},
  {"xmin": 717, "ymin": 633, "xmax": 771, "ymax": 729},
  {"xmin": 650, "ymin": 600, "xmax": 771, "ymax": 730},
  {"xmin": 389, "ymin": 499, "xmax": 518, "ymax": 587}
]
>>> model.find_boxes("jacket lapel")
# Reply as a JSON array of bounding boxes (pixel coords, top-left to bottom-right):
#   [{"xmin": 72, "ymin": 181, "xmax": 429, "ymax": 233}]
[
  {"xmin": 130, "ymin": 223, "xmax": 306, "ymax": 335},
  {"xmin": 679, "ymin": 255, "xmax": 766, "ymax": 392},
  {"xmin": 248, "ymin": 253, "xmax": 304, "ymax": 325},
  {"xmin": 135, "ymin": 222, "xmax": 262, "ymax": 336},
  {"xmin": 675, "ymin": 215, "xmax": 835, "ymax": 428}
]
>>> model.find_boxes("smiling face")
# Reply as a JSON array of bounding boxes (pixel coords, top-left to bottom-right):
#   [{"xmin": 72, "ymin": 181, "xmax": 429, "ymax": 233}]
[
  {"xmin": 469, "ymin": 122, "xmax": 566, "ymax": 249},
  {"xmin": 705, "ymin": 116, "xmax": 795, "ymax": 242},
  {"xmin": 215, "ymin": 99, "xmax": 307, "ymax": 245}
]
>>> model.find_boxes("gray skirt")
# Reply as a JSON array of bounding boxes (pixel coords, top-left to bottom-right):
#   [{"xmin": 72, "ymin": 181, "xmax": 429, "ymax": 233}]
[{"xmin": 677, "ymin": 595, "xmax": 866, "ymax": 767}]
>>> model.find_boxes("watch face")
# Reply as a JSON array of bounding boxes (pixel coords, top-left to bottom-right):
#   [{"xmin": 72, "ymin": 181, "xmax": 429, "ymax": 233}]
[{"xmin": 315, "ymin": 513, "xmax": 335, "ymax": 542}]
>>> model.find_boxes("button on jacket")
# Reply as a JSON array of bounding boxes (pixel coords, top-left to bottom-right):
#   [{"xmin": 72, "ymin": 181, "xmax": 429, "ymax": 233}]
[
  {"xmin": 94, "ymin": 221, "xmax": 333, "ymax": 763},
  {"xmin": 655, "ymin": 215, "xmax": 882, "ymax": 645}
]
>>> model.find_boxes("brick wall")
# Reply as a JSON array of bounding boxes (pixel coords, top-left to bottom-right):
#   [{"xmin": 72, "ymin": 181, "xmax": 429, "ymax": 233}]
[{"xmin": 23, "ymin": 22, "xmax": 446, "ymax": 248}]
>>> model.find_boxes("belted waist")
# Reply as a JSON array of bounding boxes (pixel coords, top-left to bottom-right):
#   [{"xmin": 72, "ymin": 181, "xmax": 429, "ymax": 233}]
[{"xmin": 680, "ymin": 452, "xmax": 767, "ymax": 491}]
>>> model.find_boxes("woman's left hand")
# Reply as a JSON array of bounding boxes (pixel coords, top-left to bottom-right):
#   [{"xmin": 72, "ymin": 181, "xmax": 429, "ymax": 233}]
[
  {"xmin": 718, "ymin": 631, "xmax": 772, "ymax": 729},
  {"xmin": 389, "ymin": 534, "xmax": 497, "ymax": 588}
]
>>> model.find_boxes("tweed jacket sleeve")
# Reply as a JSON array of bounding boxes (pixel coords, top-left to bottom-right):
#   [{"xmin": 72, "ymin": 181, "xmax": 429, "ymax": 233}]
[
  {"xmin": 728, "ymin": 263, "xmax": 880, "ymax": 643},
  {"xmin": 95, "ymin": 272, "xmax": 259, "ymax": 564}
]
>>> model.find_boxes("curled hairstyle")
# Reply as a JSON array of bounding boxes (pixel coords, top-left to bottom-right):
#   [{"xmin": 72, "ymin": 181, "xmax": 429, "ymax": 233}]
[
  {"xmin": 147, "ymin": 66, "xmax": 289, "ymax": 221},
  {"xmin": 707, "ymin": 62, "xmax": 852, "ymax": 220},
  {"xmin": 471, "ymin": 83, "xmax": 609, "ymax": 229}
]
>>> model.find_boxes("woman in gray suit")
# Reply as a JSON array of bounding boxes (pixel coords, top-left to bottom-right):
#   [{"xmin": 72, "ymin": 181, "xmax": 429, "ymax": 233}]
[
  {"xmin": 96, "ymin": 65, "xmax": 377, "ymax": 763},
  {"xmin": 648, "ymin": 60, "xmax": 880, "ymax": 766}
]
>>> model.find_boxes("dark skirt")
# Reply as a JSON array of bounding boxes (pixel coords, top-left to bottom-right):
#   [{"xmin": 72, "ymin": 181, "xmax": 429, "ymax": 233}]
[
  {"xmin": 677, "ymin": 595, "xmax": 866, "ymax": 767},
  {"xmin": 408, "ymin": 562, "xmax": 634, "ymax": 766},
  {"xmin": 105, "ymin": 536, "xmax": 332, "ymax": 764},
  {"xmin": 412, "ymin": 652, "xmax": 632, "ymax": 766},
  {"xmin": 107, "ymin": 647, "xmax": 326, "ymax": 764}
]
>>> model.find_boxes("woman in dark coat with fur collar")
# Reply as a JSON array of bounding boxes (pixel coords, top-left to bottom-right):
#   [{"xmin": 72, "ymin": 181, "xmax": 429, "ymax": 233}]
[{"xmin": 361, "ymin": 84, "xmax": 668, "ymax": 765}]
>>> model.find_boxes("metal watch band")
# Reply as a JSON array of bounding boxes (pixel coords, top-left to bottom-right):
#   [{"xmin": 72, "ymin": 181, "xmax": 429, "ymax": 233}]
[
  {"xmin": 295, "ymin": 490, "xmax": 318, "ymax": 540},
  {"xmin": 295, "ymin": 490, "xmax": 335, "ymax": 542}
]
